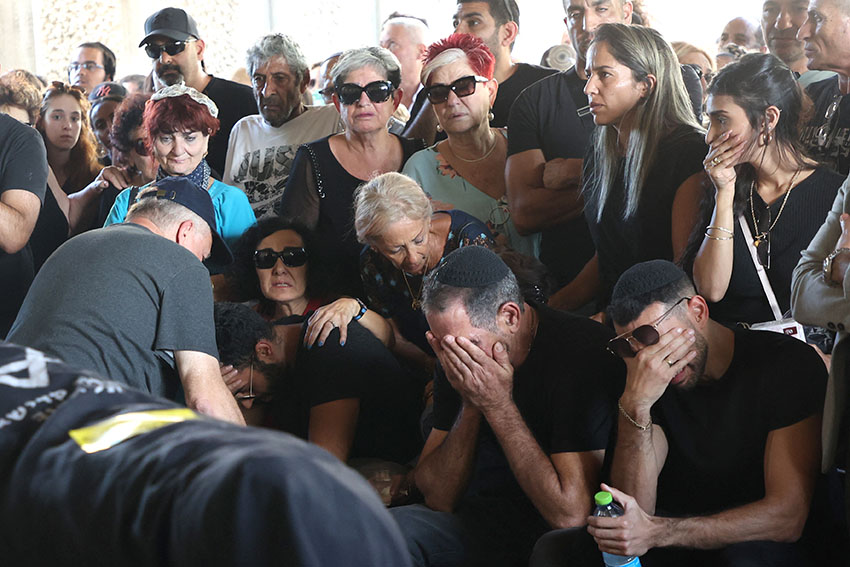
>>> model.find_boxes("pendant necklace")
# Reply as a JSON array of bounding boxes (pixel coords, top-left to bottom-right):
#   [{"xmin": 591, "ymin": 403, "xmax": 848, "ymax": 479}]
[{"xmin": 749, "ymin": 168, "xmax": 800, "ymax": 254}]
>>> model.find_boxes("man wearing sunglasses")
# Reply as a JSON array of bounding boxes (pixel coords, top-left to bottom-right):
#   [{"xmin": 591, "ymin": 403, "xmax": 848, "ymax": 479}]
[
  {"xmin": 798, "ymin": 0, "xmax": 850, "ymax": 175},
  {"xmin": 224, "ymin": 34, "xmax": 343, "ymax": 219},
  {"xmin": 582, "ymin": 260, "xmax": 825, "ymax": 565},
  {"xmin": 506, "ymin": 0, "xmax": 632, "ymax": 313},
  {"xmin": 139, "ymin": 7, "xmax": 257, "ymax": 176}
]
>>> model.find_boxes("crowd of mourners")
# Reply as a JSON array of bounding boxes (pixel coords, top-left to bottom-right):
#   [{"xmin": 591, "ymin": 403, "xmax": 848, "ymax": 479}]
[{"xmin": 4, "ymin": 0, "xmax": 850, "ymax": 565}]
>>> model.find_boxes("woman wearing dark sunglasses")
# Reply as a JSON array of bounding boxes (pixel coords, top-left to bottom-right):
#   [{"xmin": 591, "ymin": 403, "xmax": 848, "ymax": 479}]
[
  {"xmin": 402, "ymin": 33, "xmax": 539, "ymax": 259},
  {"xmin": 225, "ymin": 217, "xmax": 392, "ymax": 347},
  {"xmin": 684, "ymin": 53, "xmax": 842, "ymax": 326},
  {"xmin": 280, "ymin": 46, "xmax": 425, "ymax": 300}
]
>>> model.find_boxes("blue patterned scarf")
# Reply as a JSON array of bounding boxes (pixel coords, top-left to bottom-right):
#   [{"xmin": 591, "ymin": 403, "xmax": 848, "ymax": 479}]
[{"xmin": 156, "ymin": 159, "xmax": 211, "ymax": 191}]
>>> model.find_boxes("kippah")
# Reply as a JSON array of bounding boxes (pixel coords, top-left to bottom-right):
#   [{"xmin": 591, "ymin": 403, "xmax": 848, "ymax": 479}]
[
  {"xmin": 434, "ymin": 246, "xmax": 509, "ymax": 288},
  {"xmin": 610, "ymin": 260, "xmax": 686, "ymax": 302}
]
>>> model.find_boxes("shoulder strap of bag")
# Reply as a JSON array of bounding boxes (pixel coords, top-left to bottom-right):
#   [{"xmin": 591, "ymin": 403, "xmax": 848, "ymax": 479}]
[
  {"xmin": 737, "ymin": 214, "xmax": 783, "ymax": 320},
  {"xmin": 302, "ymin": 143, "xmax": 325, "ymax": 199}
]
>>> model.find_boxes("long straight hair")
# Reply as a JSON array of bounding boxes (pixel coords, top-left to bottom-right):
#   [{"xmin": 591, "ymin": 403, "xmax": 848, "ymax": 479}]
[{"xmin": 586, "ymin": 24, "xmax": 703, "ymax": 221}]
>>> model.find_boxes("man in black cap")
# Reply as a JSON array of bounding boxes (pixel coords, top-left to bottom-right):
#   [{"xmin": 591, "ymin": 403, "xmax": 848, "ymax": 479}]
[
  {"xmin": 391, "ymin": 246, "xmax": 623, "ymax": 567},
  {"xmin": 583, "ymin": 260, "xmax": 824, "ymax": 565},
  {"xmin": 139, "ymin": 7, "xmax": 257, "ymax": 175},
  {"xmin": 8, "ymin": 177, "xmax": 244, "ymax": 425}
]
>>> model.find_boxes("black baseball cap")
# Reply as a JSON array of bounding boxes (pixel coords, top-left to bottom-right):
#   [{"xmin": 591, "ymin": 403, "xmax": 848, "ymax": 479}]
[
  {"xmin": 139, "ymin": 7, "xmax": 200, "ymax": 46},
  {"xmin": 136, "ymin": 177, "xmax": 232, "ymax": 267},
  {"xmin": 88, "ymin": 82, "xmax": 127, "ymax": 106}
]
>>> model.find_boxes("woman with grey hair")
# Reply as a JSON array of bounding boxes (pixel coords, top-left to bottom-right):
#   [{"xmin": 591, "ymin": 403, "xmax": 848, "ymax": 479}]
[
  {"xmin": 280, "ymin": 47, "xmax": 425, "ymax": 299},
  {"xmin": 357, "ymin": 172, "xmax": 494, "ymax": 362}
]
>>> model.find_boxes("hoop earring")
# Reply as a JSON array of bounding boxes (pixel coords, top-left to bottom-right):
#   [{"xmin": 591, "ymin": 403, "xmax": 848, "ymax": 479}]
[
  {"xmin": 762, "ymin": 129, "xmax": 773, "ymax": 146},
  {"xmin": 487, "ymin": 109, "xmax": 495, "ymax": 122},
  {"xmin": 436, "ymin": 123, "xmax": 443, "ymax": 132}
]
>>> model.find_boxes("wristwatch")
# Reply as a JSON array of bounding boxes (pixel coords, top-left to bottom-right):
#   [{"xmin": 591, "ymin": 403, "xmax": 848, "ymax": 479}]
[{"xmin": 823, "ymin": 248, "xmax": 850, "ymax": 286}]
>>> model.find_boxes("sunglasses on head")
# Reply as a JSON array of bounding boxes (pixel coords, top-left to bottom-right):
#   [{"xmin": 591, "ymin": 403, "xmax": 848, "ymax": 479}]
[
  {"xmin": 335, "ymin": 80, "xmax": 394, "ymax": 105},
  {"xmin": 253, "ymin": 247, "xmax": 308, "ymax": 269},
  {"xmin": 425, "ymin": 75, "xmax": 489, "ymax": 105},
  {"xmin": 144, "ymin": 39, "xmax": 197, "ymax": 60},
  {"xmin": 607, "ymin": 297, "xmax": 691, "ymax": 358}
]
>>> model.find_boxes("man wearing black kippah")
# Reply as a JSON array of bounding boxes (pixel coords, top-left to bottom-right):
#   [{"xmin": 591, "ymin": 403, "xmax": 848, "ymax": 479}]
[
  {"xmin": 582, "ymin": 260, "xmax": 825, "ymax": 565},
  {"xmin": 390, "ymin": 246, "xmax": 624, "ymax": 567}
]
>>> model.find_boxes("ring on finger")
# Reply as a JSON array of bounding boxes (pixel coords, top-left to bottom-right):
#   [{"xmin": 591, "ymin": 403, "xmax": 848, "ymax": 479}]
[
  {"xmin": 710, "ymin": 157, "xmax": 721, "ymax": 166},
  {"xmin": 666, "ymin": 358, "xmax": 676, "ymax": 367}
]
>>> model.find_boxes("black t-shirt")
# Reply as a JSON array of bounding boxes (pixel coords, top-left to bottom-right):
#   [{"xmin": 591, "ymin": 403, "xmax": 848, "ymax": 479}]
[
  {"xmin": 710, "ymin": 167, "xmax": 843, "ymax": 325},
  {"xmin": 492, "ymin": 63, "xmax": 556, "ymax": 128},
  {"xmin": 652, "ymin": 328, "xmax": 827, "ymax": 516},
  {"xmin": 203, "ymin": 75, "xmax": 258, "ymax": 177},
  {"xmin": 0, "ymin": 341, "xmax": 412, "ymax": 567},
  {"xmin": 584, "ymin": 126, "xmax": 707, "ymax": 306},
  {"xmin": 272, "ymin": 317, "xmax": 423, "ymax": 464},
  {"xmin": 802, "ymin": 76, "xmax": 850, "ymax": 176},
  {"xmin": 0, "ymin": 114, "xmax": 48, "ymax": 339},
  {"xmin": 432, "ymin": 304, "xmax": 624, "ymax": 552},
  {"xmin": 30, "ymin": 183, "xmax": 69, "ymax": 273},
  {"xmin": 507, "ymin": 67, "xmax": 597, "ymax": 286},
  {"xmin": 280, "ymin": 134, "xmax": 426, "ymax": 298}
]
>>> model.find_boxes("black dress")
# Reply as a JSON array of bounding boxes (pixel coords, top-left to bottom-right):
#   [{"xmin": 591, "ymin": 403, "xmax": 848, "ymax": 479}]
[
  {"xmin": 584, "ymin": 126, "xmax": 707, "ymax": 306},
  {"xmin": 30, "ymin": 184, "xmax": 69, "ymax": 273},
  {"xmin": 280, "ymin": 134, "xmax": 425, "ymax": 298},
  {"xmin": 710, "ymin": 167, "xmax": 843, "ymax": 325}
]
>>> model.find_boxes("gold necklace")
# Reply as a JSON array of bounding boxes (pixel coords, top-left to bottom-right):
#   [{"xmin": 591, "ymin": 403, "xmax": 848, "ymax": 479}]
[
  {"xmin": 749, "ymin": 168, "xmax": 800, "ymax": 249},
  {"xmin": 449, "ymin": 132, "xmax": 499, "ymax": 163},
  {"xmin": 402, "ymin": 270, "xmax": 426, "ymax": 310}
]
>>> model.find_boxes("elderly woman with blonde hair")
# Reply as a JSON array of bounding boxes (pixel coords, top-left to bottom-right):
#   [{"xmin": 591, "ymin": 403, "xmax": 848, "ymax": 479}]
[{"xmin": 357, "ymin": 172, "xmax": 494, "ymax": 366}]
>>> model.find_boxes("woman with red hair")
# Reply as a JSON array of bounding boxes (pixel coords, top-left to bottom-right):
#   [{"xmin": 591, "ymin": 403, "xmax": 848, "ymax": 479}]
[
  {"xmin": 402, "ymin": 33, "xmax": 539, "ymax": 258},
  {"xmin": 30, "ymin": 82, "xmax": 106, "ymax": 271},
  {"xmin": 104, "ymin": 84, "xmax": 255, "ymax": 251}
]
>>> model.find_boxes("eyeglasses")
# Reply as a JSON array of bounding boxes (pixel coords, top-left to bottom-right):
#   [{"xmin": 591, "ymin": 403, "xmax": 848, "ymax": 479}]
[
  {"xmin": 253, "ymin": 246, "xmax": 308, "ymax": 269},
  {"xmin": 335, "ymin": 80, "xmax": 395, "ymax": 105},
  {"xmin": 235, "ymin": 364, "xmax": 255, "ymax": 401},
  {"xmin": 425, "ymin": 75, "xmax": 489, "ymax": 104},
  {"xmin": 816, "ymin": 94, "xmax": 842, "ymax": 148},
  {"xmin": 144, "ymin": 39, "xmax": 197, "ymax": 60},
  {"xmin": 488, "ymin": 198, "xmax": 511, "ymax": 227},
  {"xmin": 67, "ymin": 62, "xmax": 104, "ymax": 73},
  {"xmin": 131, "ymin": 138, "xmax": 148, "ymax": 156},
  {"xmin": 607, "ymin": 297, "xmax": 691, "ymax": 358}
]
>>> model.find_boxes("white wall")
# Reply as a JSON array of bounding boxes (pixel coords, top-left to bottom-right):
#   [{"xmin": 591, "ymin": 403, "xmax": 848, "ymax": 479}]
[{"xmin": 0, "ymin": 0, "xmax": 764, "ymax": 83}]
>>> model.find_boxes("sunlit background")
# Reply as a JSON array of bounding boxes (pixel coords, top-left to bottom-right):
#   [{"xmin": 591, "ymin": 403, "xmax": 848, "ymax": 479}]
[{"xmin": 1, "ymin": 1, "xmax": 763, "ymax": 85}]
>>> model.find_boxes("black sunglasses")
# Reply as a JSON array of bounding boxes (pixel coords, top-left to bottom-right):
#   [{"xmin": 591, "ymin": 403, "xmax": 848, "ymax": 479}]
[
  {"xmin": 425, "ymin": 75, "xmax": 488, "ymax": 104},
  {"xmin": 607, "ymin": 297, "xmax": 691, "ymax": 358},
  {"xmin": 253, "ymin": 247, "xmax": 308, "ymax": 269},
  {"xmin": 684, "ymin": 63, "xmax": 715, "ymax": 85},
  {"xmin": 144, "ymin": 39, "xmax": 197, "ymax": 60},
  {"xmin": 132, "ymin": 138, "xmax": 148, "ymax": 156},
  {"xmin": 335, "ymin": 80, "xmax": 394, "ymax": 105}
]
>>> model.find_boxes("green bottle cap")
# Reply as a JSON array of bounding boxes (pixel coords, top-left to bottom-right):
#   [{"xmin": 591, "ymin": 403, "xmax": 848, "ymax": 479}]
[{"xmin": 594, "ymin": 491, "xmax": 613, "ymax": 506}]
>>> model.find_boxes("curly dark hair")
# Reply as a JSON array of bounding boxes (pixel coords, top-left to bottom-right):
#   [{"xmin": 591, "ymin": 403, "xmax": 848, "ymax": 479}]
[
  {"xmin": 109, "ymin": 93, "xmax": 150, "ymax": 167},
  {"xmin": 214, "ymin": 302, "xmax": 274, "ymax": 368},
  {"xmin": 225, "ymin": 217, "xmax": 329, "ymax": 314}
]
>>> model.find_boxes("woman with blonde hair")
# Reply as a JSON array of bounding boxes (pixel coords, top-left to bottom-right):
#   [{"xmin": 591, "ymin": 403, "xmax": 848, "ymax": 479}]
[{"xmin": 565, "ymin": 24, "xmax": 707, "ymax": 310}]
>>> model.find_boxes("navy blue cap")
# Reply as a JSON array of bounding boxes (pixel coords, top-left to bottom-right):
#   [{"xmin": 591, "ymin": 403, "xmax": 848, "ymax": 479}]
[
  {"xmin": 136, "ymin": 176, "xmax": 232, "ymax": 267},
  {"xmin": 140, "ymin": 7, "xmax": 200, "ymax": 46}
]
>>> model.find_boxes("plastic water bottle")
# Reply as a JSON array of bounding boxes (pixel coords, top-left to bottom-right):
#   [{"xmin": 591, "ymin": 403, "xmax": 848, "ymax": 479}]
[{"xmin": 593, "ymin": 491, "xmax": 641, "ymax": 567}]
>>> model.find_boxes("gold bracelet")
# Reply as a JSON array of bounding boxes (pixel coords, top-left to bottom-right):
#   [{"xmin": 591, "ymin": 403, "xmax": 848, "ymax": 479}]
[
  {"xmin": 704, "ymin": 233, "xmax": 733, "ymax": 241},
  {"xmin": 618, "ymin": 400, "xmax": 652, "ymax": 431},
  {"xmin": 705, "ymin": 226, "xmax": 733, "ymax": 240}
]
